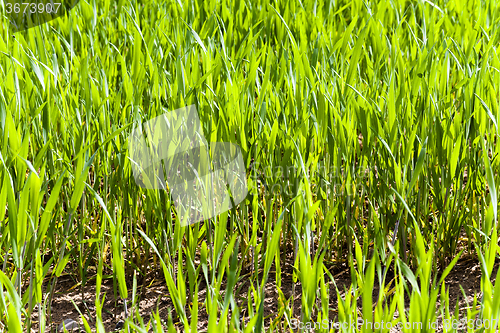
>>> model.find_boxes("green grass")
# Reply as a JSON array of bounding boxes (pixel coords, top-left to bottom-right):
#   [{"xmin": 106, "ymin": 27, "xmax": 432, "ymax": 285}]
[{"xmin": 0, "ymin": 0, "xmax": 500, "ymax": 331}]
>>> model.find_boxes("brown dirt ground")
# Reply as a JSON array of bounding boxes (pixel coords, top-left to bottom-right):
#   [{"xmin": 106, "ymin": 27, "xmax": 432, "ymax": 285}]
[{"xmin": 27, "ymin": 250, "xmax": 499, "ymax": 333}]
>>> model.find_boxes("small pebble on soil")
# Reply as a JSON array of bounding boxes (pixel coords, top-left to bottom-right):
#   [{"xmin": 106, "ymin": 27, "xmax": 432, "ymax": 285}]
[{"xmin": 58, "ymin": 319, "xmax": 80, "ymax": 332}]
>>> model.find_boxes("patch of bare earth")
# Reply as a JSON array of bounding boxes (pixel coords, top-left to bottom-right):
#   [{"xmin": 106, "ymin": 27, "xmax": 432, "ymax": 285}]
[{"xmin": 28, "ymin": 250, "xmax": 498, "ymax": 332}]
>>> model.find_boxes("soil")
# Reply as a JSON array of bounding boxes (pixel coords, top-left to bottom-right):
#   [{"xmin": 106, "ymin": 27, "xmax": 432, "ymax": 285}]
[{"xmin": 28, "ymin": 251, "xmax": 499, "ymax": 333}]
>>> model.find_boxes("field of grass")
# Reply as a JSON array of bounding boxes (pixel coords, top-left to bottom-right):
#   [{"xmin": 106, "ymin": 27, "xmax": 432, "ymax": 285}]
[{"xmin": 1, "ymin": 0, "xmax": 500, "ymax": 331}]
